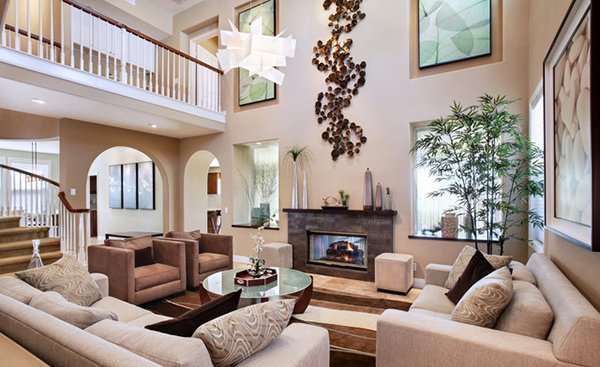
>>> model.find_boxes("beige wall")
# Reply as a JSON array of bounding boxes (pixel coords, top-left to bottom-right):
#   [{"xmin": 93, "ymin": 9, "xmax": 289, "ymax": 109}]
[
  {"xmin": 527, "ymin": 0, "xmax": 572, "ymax": 96},
  {"xmin": 528, "ymin": 0, "xmax": 600, "ymax": 311},
  {"xmin": 176, "ymin": 0, "xmax": 531, "ymax": 277},
  {"xmin": 59, "ymin": 119, "xmax": 180, "ymax": 232},
  {"xmin": 0, "ymin": 109, "xmax": 59, "ymax": 139}
]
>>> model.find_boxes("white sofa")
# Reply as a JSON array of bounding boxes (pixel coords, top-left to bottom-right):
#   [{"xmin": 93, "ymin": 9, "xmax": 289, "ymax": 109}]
[
  {"xmin": 376, "ymin": 253, "xmax": 600, "ymax": 367},
  {"xmin": 0, "ymin": 273, "xmax": 330, "ymax": 367}
]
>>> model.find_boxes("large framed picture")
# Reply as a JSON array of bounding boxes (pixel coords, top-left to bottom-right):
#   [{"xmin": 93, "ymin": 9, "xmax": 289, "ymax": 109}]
[
  {"xmin": 236, "ymin": 0, "xmax": 277, "ymax": 107},
  {"xmin": 137, "ymin": 161, "xmax": 155, "ymax": 210},
  {"xmin": 418, "ymin": 0, "xmax": 492, "ymax": 69},
  {"xmin": 122, "ymin": 163, "xmax": 138, "ymax": 210},
  {"xmin": 544, "ymin": 0, "xmax": 599, "ymax": 251},
  {"xmin": 108, "ymin": 165, "xmax": 122, "ymax": 209}
]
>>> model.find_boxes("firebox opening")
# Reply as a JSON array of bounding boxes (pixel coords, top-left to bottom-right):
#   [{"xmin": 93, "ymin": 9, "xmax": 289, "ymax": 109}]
[{"xmin": 307, "ymin": 230, "xmax": 367, "ymax": 270}]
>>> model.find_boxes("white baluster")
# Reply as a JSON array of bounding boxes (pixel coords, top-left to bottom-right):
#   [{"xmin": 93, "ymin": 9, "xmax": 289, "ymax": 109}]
[
  {"xmin": 128, "ymin": 33, "xmax": 132, "ymax": 85},
  {"xmin": 112, "ymin": 25, "xmax": 117, "ymax": 80},
  {"xmin": 136, "ymin": 36, "xmax": 141, "ymax": 88},
  {"xmin": 161, "ymin": 48, "xmax": 165, "ymax": 95},
  {"xmin": 154, "ymin": 44, "xmax": 158, "ymax": 93},
  {"xmin": 50, "ymin": 0, "xmax": 55, "ymax": 61},
  {"xmin": 79, "ymin": 9, "xmax": 83, "ymax": 70},
  {"xmin": 14, "ymin": 0, "xmax": 20, "ymax": 50},
  {"xmin": 89, "ymin": 13, "xmax": 93, "ymax": 73},
  {"xmin": 27, "ymin": 0, "xmax": 31, "ymax": 53},
  {"xmin": 61, "ymin": 0, "xmax": 65, "ymax": 65},
  {"xmin": 120, "ymin": 28, "xmax": 127, "ymax": 83},
  {"xmin": 38, "ymin": 0, "xmax": 43, "ymax": 57},
  {"xmin": 167, "ymin": 50, "xmax": 171, "ymax": 97},
  {"xmin": 141, "ymin": 39, "xmax": 146, "ymax": 90},
  {"xmin": 178, "ymin": 55, "xmax": 182, "ymax": 101}
]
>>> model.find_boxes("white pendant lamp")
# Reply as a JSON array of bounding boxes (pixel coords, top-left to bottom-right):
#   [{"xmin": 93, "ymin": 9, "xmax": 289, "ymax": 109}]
[{"xmin": 217, "ymin": 17, "xmax": 296, "ymax": 85}]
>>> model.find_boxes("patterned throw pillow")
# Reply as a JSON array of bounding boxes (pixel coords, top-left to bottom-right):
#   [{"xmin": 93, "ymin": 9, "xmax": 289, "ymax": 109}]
[
  {"xmin": 193, "ymin": 299, "xmax": 295, "ymax": 367},
  {"xmin": 16, "ymin": 256, "xmax": 103, "ymax": 307},
  {"xmin": 451, "ymin": 266, "xmax": 513, "ymax": 328},
  {"xmin": 445, "ymin": 246, "xmax": 512, "ymax": 289}
]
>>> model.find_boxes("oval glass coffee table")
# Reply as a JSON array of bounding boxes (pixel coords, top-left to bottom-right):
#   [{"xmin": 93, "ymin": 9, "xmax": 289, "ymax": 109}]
[{"xmin": 200, "ymin": 267, "xmax": 313, "ymax": 314}]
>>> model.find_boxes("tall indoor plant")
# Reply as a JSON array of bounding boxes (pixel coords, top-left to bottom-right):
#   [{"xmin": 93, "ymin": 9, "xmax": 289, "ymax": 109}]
[
  {"xmin": 411, "ymin": 95, "xmax": 544, "ymax": 254},
  {"xmin": 284, "ymin": 146, "xmax": 312, "ymax": 209}
]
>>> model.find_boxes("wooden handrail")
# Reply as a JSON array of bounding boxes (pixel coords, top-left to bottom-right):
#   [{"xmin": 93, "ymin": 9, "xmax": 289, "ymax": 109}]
[
  {"xmin": 4, "ymin": 24, "xmax": 63, "ymax": 49},
  {"xmin": 61, "ymin": 0, "xmax": 224, "ymax": 75},
  {"xmin": 0, "ymin": 163, "xmax": 60, "ymax": 187},
  {"xmin": 58, "ymin": 192, "xmax": 90, "ymax": 213}
]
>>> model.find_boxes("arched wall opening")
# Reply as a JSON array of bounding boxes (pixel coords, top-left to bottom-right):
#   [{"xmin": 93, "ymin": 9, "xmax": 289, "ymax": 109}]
[
  {"xmin": 87, "ymin": 146, "xmax": 164, "ymax": 239},
  {"xmin": 184, "ymin": 150, "xmax": 221, "ymax": 232}
]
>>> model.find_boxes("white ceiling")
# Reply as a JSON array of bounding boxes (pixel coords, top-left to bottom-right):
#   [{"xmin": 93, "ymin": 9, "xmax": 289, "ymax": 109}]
[
  {"xmin": 0, "ymin": 77, "xmax": 221, "ymax": 139},
  {"xmin": 0, "ymin": 139, "xmax": 60, "ymax": 155},
  {"xmin": 146, "ymin": 0, "xmax": 206, "ymax": 15}
]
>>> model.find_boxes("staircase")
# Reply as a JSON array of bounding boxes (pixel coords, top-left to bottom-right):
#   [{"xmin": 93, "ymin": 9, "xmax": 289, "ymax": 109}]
[{"xmin": 0, "ymin": 216, "xmax": 62, "ymax": 274}]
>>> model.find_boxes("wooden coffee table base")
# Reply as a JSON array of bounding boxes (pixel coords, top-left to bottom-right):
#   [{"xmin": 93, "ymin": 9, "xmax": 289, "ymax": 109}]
[{"xmin": 198, "ymin": 275, "xmax": 313, "ymax": 315}]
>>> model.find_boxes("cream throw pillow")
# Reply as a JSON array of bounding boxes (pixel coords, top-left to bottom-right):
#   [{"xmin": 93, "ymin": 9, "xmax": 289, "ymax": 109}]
[
  {"xmin": 451, "ymin": 266, "xmax": 513, "ymax": 328},
  {"xmin": 445, "ymin": 246, "xmax": 512, "ymax": 289},
  {"xmin": 193, "ymin": 300, "xmax": 295, "ymax": 367},
  {"xmin": 0, "ymin": 276, "xmax": 43, "ymax": 304},
  {"xmin": 30, "ymin": 291, "xmax": 117, "ymax": 329},
  {"xmin": 16, "ymin": 256, "xmax": 103, "ymax": 306}
]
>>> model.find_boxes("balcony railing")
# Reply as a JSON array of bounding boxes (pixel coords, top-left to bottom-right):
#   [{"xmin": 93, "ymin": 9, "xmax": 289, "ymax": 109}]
[{"xmin": 1, "ymin": 0, "xmax": 222, "ymax": 113}]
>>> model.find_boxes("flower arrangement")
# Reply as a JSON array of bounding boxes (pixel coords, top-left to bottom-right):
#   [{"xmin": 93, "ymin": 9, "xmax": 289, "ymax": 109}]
[{"xmin": 249, "ymin": 226, "xmax": 266, "ymax": 277}]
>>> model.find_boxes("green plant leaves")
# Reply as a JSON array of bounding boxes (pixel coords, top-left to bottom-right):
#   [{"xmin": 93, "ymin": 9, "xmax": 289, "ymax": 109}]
[{"xmin": 419, "ymin": 0, "xmax": 491, "ymax": 68}]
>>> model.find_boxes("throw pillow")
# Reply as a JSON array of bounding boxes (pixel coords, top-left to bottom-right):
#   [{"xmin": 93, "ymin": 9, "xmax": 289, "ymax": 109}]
[
  {"xmin": 145, "ymin": 289, "xmax": 242, "ymax": 337},
  {"xmin": 451, "ymin": 266, "xmax": 513, "ymax": 328},
  {"xmin": 107, "ymin": 235, "xmax": 154, "ymax": 254},
  {"xmin": 29, "ymin": 291, "xmax": 117, "ymax": 329},
  {"xmin": 16, "ymin": 256, "xmax": 103, "ymax": 307},
  {"xmin": 495, "ymin": 280, "xmax": 554, "ymax": 339},
  {"xmin": 444, "ymin": 246, "xmax": 512, "ymax": 289},
  {"xmin": 134, "ymin": 246, "xmax": 155, "ymax": 268},
  {"xmin": 445, "ymin": 249, "xmax": 495, "ymax": 304},
  {"xmin": 509, "ymin": 261, "xmax": 537, "ymax": 285},
  {"xmin": 193, "ymin": 299, "xmax": 295, "ymax": 367}
]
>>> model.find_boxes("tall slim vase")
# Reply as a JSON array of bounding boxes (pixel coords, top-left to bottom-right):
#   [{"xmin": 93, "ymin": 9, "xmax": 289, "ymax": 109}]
[
  {"xmin": 375, "ymin": 182, "xmax": 383, "ymax": 210},
  {"xmin": 363, "ymin": 168, "xmax": 373, "ymax": 210},
  {"xmin": 291, "ymin": 161, "xmax": 299, "ymax": 209},
  {"xmin": 302, "ymin": 169, "xmax": 308, "ymax": 209}
]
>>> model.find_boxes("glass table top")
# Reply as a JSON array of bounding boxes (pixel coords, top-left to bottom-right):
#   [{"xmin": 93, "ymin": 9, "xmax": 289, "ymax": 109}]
[{"xmin": 202, "ymin": 267, "xmax": 312, "ymax": 299}]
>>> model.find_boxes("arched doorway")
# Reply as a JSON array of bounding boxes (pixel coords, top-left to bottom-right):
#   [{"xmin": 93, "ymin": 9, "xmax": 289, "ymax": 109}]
[
  {"xmin": 87, "ymin": 147, "xmax": 164, "ymax": 241},
  {"xmin": 184, "ymin": 150, "xmax": 221, "ymax": 232}
]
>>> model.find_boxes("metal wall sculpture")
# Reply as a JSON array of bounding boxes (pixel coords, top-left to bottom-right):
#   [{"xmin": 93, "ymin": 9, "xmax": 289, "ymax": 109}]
[{"xmin": 313, "ymin": 0, "xmax": 367, "ymax": 161}]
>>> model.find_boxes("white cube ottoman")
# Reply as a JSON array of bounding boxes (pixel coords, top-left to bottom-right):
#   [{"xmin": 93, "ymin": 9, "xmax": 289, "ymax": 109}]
[
  {"xmin": 263, "ymin": 242, "xmax": 293, "ymax": 268},
  {"xmin": 375, "ymin": 253, "xmax": 414, "ymax": 294}
]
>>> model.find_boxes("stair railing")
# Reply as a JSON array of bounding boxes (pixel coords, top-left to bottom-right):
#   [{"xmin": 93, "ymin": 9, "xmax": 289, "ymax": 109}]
[
  {"xmin": 1, "ymin": 0, "xmax": 223, "ymax": 113},
  {"xmin": 0, "ymin": 163, "xmax": 89, "ymax": 264}
]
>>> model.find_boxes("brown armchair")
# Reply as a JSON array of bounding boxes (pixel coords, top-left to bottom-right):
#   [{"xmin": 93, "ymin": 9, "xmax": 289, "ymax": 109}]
[
  {"xmin": 162, "ymin": 231, "xmax": 233, "ymax": 289},
  {"xmin": 88, "ymin": 238, "xmax": 186, "ymax": 305}
]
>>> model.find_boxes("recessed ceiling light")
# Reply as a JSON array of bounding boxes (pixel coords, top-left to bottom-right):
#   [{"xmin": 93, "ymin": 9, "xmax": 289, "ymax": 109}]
[
  {"xmin": 31, "ymin": 98, "xmax": 47, "ymax": 105},
  {"xmin": 148, "ymin": 124, "xmax": 158, "ymax": 128},
  {"xmin": 256, "ymin": 142, "xmax": 262, "ymax": 145}
]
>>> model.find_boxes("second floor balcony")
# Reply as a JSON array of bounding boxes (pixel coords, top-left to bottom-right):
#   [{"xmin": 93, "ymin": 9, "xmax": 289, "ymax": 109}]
[{"xmin": 0, "ymin": 0, "xmax": 225, "ymax": 136}]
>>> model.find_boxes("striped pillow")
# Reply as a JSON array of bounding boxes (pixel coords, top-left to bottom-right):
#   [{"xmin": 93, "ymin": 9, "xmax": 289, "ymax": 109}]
[
  {"xmin": 193, "ymin": 300, "xmax": 294, "ymax": 367},
  {"xmin": 451, "ymin": 266, "xmax": 513, "ymax": 328},
  {"xmin": 16, "ymin": 256, "xmax": 103, "ymax": 307}
]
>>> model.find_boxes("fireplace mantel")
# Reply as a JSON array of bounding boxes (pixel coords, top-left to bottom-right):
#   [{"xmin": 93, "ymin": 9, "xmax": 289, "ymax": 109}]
[
  {"xmin": 285, "ymin": 208, "xmax": 396, "ymax": 281},
  {"xmin": 283, "ymin": 208, "xmax": 397, "ymax": 217}
]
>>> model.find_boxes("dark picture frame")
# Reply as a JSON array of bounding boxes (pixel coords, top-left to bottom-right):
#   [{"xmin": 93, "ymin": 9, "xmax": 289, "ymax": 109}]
[
  {"xmin": 122, "ymin": 163, "xmax": 138, "ymax": 210},
  {"xmin": 418, "ymin": 0, "xmax": 492, "ymax": 69},
  {"xmin": 236, "ymin": 0, "xmax": 277, "ymax": 107},
  {"xmin": 543, "ymin": 0, "xmax": 599, "ymax": 251},
  {"xmin": 137, "ymin": 161, "xmax": 155, "ymax": 210},
  {"xmin": 108, "ymin": 165, "xmax": 122, "ymax": 209}
]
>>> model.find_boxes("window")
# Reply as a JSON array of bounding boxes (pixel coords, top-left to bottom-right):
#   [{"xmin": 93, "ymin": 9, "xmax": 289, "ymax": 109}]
[
  {"xmin": 233, "ymin": 140, "xmax": 279, "ymax": 229},
  {"xmin": 529, "ymin": 86, "xmax": 545, "ymax": 248},
  {"xmin": 412, "ymin": 125, "xmax": 463, "ymax": 237}
]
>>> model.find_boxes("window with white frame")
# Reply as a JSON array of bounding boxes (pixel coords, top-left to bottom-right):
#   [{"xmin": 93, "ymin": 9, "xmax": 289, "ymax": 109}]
[
  {"xmin": 529, "ymin": 86, "xmax": 545, "ymax": 247},
  {"xmin": 233, "ymin": 140, "xmax": 279, "ymax": 229}
]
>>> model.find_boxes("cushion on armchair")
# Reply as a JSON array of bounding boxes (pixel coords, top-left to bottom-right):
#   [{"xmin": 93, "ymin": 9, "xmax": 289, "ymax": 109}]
[
  {"xmin": 165, "ymin": 230, "xmax": 202, "ymax": 241},
  {"xmin": 106, "ymin": 235, "xmax": 155, "ymax": 267},
  {"xmin": 444, "ymin": 246, "xmax": 512, "ymax": 289},
  {"xmin": 135, "ymin": 263, "xmax": 181, "ymax": 291},
  {"xmin": 198, "ymin": 253, "xmax": 230, "ymax": 274}
]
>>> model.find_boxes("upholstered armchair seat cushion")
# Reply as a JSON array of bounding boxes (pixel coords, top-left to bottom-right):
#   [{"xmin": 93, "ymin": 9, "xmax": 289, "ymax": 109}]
[
  {"xmin": 198, "ymin": 253, "xmax": 230, "ymax": 274},
  {"xmin": 135, "ymin": 264, "xmax": 180, "ymax": 292}
]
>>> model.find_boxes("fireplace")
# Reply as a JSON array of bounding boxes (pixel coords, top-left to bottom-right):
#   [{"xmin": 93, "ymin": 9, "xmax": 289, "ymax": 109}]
[{"xmin": 308, "ymin": 231, "xmax": 367, "ymax": 270}]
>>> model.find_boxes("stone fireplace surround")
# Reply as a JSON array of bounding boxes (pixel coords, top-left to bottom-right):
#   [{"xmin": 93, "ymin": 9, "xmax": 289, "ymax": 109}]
[{"xmin": 284, "ymin": 209, "xmax": 397, "ymax": 281}]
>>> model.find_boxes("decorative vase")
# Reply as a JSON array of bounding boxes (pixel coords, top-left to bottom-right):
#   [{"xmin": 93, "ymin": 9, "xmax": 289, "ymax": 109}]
[
  {"xmin": 363, "ymin": 168, "xmax": 373, "ymax": 210},
  {"xmin": 441, "ymin": 213, "xmax": 458, "ymax": 239},
  {"xmin": 27, "ymin": 239, "xmax": 44, "ymax": 269},
  {"xmin": 385, "ymin": 187, "xmax": 392, "ymax": 210},
  {"xmin": 463, "ymin": 212, "xmax": 474, "ymax": 238},
  {"xmin": 302, "ymin": 169, "xmax": 308, "ymax": 209},
  {"xmin": 375, "ymin": 183, "xmax": 383, "ymax": 210},
  {"xmin": 291, "ymin": 160, "xmax": 299, "ymax": 209}
]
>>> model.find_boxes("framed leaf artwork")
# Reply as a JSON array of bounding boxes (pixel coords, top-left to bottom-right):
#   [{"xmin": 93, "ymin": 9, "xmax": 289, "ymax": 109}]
[
  {"xmin": 122, "ymin": 163, "xmax": 138, "ymax": 210},
  {"xmin": 236, "ymin": 0, "xmax": 277, "ymax": 107},
  {"xmin": 544, "ymin": 0, "xmax": 599, "ymax": 251},
  {"xmin": 108, "ymin": 165, "xmax": 122, "ymax": 209},
  {"xmin": 418, "ymin": 0, "xmax": 492, "ymax": 69},
  {"xmin": 137, "ymin": 161, "xmax": 155, "ymax": 210}
]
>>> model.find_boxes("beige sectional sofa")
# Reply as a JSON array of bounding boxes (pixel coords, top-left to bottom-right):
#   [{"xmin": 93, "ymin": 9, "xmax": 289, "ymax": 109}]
[
  {"xmin": 376, "ymin": 253, "xmax": 600, "ymax": 367},
  {"xmin": 0, "ymin": 273, "xmax": 330, "ymax": 367}
]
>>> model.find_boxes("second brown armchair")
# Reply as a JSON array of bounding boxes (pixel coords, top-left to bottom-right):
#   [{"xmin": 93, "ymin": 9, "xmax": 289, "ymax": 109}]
[{"xmin": 162, "ymin": 231, "xmax": 233, "ymax": 289}]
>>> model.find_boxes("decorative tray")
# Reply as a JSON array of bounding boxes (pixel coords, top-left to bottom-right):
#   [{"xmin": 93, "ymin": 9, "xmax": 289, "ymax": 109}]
[
  {"xmin": 234, "ymin": 268, "xmax": 278, "ymax": 286},
  {"xmin": 321, "ymin": 205, "xmax": 348, "ymax": 210}
]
